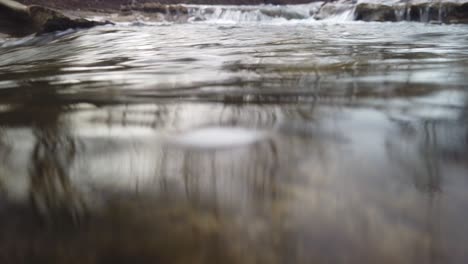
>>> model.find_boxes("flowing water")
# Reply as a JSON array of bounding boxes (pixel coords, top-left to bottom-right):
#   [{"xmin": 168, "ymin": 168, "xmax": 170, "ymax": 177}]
[{"xmin": 0, "ymin": 6, "xmax": 468, "ymax": 264}]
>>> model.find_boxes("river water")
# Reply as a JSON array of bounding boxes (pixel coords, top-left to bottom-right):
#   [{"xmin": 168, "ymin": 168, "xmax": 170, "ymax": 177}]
[{"xmin": 0, "ymin": 7, "xmax": 468, "ymax": 264}]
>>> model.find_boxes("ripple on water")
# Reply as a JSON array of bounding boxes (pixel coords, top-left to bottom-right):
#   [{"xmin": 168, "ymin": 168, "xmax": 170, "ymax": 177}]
[{"xmin": 1, "ymin": 19, "xmax": 468, "ymax": 264}]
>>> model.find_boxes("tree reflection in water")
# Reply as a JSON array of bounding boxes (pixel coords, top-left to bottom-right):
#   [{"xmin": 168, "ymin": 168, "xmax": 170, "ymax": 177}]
[
  {"xmin": 0, "ymin": 94, "xmax": 467, "ymax": 263},
  {"xmin": 385, "ymin": 93, "xmax": 468, "ymax": 264},
  {"xmin": 29, "ymin": 120, "xmax": 86, "ymax": 226}
]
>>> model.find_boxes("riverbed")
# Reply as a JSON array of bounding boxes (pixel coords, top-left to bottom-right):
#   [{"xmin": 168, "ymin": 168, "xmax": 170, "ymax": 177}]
[{"xmin": 0, "ymin": 10, "xmax": 467, "ymax": 264}]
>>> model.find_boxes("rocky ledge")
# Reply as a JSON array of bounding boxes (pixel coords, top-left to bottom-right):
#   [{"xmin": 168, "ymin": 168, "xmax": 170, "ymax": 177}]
[
  {"xmin": 120, "ymin": 3, "xmax": 188, "ymax": 15},
  {"xmin": 0, "ymin": 0, "xmax": 112, "ymax": 37},
  {"xmin": 354, "ymin": 1, "xmax": 468, "ymax": 23},
  {"xmin": 307, "ymin": 0, "xmax": 468, "ymax": 24}
]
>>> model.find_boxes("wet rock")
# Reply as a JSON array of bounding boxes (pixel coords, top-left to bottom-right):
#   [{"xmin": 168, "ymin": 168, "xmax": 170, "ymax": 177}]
[
  {"xmin": 314, "ymin": 2, "xmax": 353, "ymax": 20},
  {"xmin": 120, "ymin": 3, "xmax": 188, "ymax": 15},
  {"xmin": 446, "ymin": 2, "xmax": 468, "ymax": 23},
  {"xmin": 411, "ymin": 2, "xmax": 468, "ymax": 24},
  {"xmin": 29, "ymin": 5, "xmax": 112, "ymax": 34},
  {"xmin": 0, "ymin": 0, "xmax": 33, "ymax": 36},
  {"xmin": 354, "ymin": 1, "xmax": 468, "ymax": 24},
  {"xmin": 139, "ymin": 3, "xmax": 169, "ymax": 13},
  {"xmin": 260, "ymin": 8, "xmax": 308, "ymax": 20},
  {"xmin": 168, "ymin": 5, "xmax": 189, "ymax": 15},
  {"xmin": 0, "ymin": 0, "xmax": 112, "ymax": 37},
  {"xmin": 355, "ymin": 3, "xmax": 397, "ymax": 22},
  {"xmin": 408, "ymin": 3, "xmax": 441, "ymax": 23}
]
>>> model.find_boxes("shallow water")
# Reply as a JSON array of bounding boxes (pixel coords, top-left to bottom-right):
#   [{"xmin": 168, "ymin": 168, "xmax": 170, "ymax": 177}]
[{"xmin": 0, "ymin": 18, "xmax": 468, "ymax": 264}]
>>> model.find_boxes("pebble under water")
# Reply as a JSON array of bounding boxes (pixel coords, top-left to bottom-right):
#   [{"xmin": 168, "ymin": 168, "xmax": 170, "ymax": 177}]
[{"xmin": 0, "ymin": 18, "xmax": 468, "ymax": 264}]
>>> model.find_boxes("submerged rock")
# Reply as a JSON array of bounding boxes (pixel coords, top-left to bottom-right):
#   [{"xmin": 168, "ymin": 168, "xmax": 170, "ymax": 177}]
[{"xmin": 0, "ymin": 0, "xmax": 112, "ymax": 37}]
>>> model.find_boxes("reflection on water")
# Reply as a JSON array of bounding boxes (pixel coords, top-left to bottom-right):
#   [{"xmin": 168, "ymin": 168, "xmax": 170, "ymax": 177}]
[{"xmin": 0, "ymin": 21, "xmax": 468, "ymax": 263}]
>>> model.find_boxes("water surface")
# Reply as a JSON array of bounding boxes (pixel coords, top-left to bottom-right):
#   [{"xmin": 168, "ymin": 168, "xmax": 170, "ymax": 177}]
[{"xmin": 0, "ymin": 18, "xmax": 468, "ymax": 264}]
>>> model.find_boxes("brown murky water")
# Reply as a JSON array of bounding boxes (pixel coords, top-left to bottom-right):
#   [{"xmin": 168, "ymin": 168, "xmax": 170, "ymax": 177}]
[{"xmin": 0, "ymin": 20, "xmax": 468, "ymax": 264}]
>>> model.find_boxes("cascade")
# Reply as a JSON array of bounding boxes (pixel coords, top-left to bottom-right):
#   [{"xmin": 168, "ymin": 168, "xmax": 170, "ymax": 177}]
[{"xmin": 178, "ymin": 0, "xmax": 468, "ymax": 24}]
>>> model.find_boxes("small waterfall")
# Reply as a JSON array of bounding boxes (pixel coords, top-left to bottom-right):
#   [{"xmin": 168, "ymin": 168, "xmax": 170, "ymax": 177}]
[
  {"xmin": 186, "ymin": 4, "xmax": 322, "ymax": 23},
  {"xmin": 437, "ymin": 0, "xmax": 443, "ymax": 22},
  {"xmin": 388, "ymin": 0, "xmax": 449, "ymax": 23},
  {"xmin": 314, "ymin": 2, "xmax": 356, "ymax": 22},
  {"xmin": 394, "ymin": 4, "xmax": 410, "ymax": 21},
  {"xmin": 419, "ymin": 4, "xmax": 430, "ymax": 23},
  {"xmin": 322, "ymin": 8, "xmax": 356, "ymax": 22},
  {"xmin": 180, "ymin": 0, "xmax": 468, "ymax": 25},
  {"xmin": 185, "ymin": 2, "xmax": 362, "ymax": 24},
  {"xmin": 418, "ymin": 0, "xmax": 443, "ymax": 24}
]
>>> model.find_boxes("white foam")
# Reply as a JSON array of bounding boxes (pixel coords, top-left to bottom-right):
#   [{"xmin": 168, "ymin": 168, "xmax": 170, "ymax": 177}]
[{"xmin": 186, "ymin": 3, "xmax": 323, "ymax": 24}]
